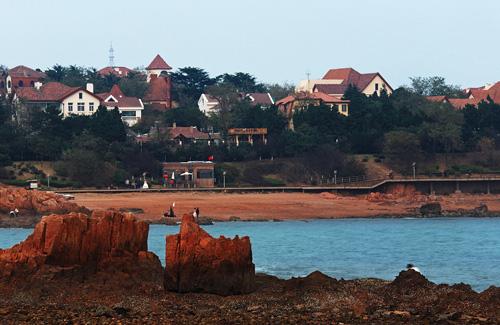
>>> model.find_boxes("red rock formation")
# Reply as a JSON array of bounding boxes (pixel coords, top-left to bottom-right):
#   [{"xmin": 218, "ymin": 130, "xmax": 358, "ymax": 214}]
[
  {"xmin": 0, "ymin": 186, "xmax": 88, "ymax": 216},
  {"xmin": 0, "ymin": 210, "xmax": 162, "ymax": 288},
  {"xmin": 165, "ymin": 214, "xmax": 255, "ymax": 295}
]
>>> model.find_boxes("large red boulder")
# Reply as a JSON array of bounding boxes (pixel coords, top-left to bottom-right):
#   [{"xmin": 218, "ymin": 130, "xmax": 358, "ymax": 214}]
[
  {"xmin": 0, "ymin": 186, "xmax": 89, "ymax": 216},
  {"xmin": 0, "ymin": 210, "xmax": 163, "ymax": 288},
  {"xmin": 165, "ymin": 214, "xmax": 255, "ymax": 295}
]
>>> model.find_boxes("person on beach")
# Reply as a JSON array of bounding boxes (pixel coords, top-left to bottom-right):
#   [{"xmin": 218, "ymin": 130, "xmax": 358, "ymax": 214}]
[
  {"xmin": 169, "ymin": 202, "xmax": 176, "ymax": 218},
  {"xmin": 406, "ymin": 263, "xmax": 421, "ymax": 273}
]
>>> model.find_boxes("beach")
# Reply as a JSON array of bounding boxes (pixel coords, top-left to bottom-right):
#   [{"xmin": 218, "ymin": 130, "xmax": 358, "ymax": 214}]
[{"xmin": 73, "ymin": 191, "xmax": 500, "ymax": 221}]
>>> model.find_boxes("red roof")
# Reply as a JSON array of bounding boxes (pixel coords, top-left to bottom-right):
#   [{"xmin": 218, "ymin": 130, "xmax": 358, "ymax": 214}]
[
  {"xmin": 467, "ymin": 82, "xmax": 500, "ymax": 103},
  {"xmin": 448, "ymin": 98, "xmax": 483, "ymax": 110},
  {"xmin": 8, "ymin": 65, "xmax": 45, "ymax": 79},
  {"xmin": 246, "ymin": 93, "xmax": 274, "ymax": 106},
  {"xmin": 97, "ymin": 66, "xmax": 133, "ymax": 77},
  {"xmin": 144, "ymin": 76, "xmax": 171, "ymax": 102},
  {"xmin": 314, "ymin": 84, "xmax": 349, "ymax": 95},
  {"xmin": 168, "ymin": 126, "xmax": 212, "ymax": 140},
  {"xmin": 15, "ymin": 82, "xmax": 79, "ymax": 102},
  {"xmin": 322, "ymin": 68, "xmax": 390, "ymax": 92},
  {"xmin": 146, "ymin": 54, "xmax": 172, "ymax": 70},
  {"xmin": 97, "ymin": 85, "xmax": 142, "ymax": 108}
]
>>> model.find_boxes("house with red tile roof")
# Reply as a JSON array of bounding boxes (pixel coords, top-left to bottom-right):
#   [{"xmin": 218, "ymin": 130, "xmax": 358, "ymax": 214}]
[
  {"xmin": 276, "ymin": 92, "xmax": 350, "ymax": 130},
  {"xmin": 14, "ymin": 82, "xmax": 101, "ymax": 118},
  {"xmin": 425, "ymin": 82, "xmax": 500, "ymax": 110},
  {"xmin": 144, "ymin": 54, "xmax": 173, "ymax": 109},
  {"xmin": 297, "ymin": 68, "xmax": 393, "ymax": 97},
  {"xmin": 167, "ymin": 125, "xmax": 221, "ymax": 146},
  {"xmin": 4, "ymin": 65, "xmax": 46, "ymax": 95},
  {"xmin": 96, "ymin": 85, "xmax": 144, "ymax": 126}
]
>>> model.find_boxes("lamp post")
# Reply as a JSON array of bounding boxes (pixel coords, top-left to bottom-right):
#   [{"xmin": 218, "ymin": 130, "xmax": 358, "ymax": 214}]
[
  {"xmin": 334, "ymin": 170, "xmax": 338, "ymax": 185},
  {"xmin": 412, "ymin": 162, "xmax": 416, "ymax": 179},
  {"xmin": 223, "ymin": 171, "xmax": 226, "ymax": 189}
]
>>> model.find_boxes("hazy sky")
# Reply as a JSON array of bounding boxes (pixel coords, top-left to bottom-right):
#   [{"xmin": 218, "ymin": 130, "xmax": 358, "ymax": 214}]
[{"xmin": 3, "ymin": 0, "xmax": 500, "ymax": 88}]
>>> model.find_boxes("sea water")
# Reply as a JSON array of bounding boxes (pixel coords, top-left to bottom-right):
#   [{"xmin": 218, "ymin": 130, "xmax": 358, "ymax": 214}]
[{"xmin": 1, "ymin": 218, "xmax": 499, "ymax": 291}]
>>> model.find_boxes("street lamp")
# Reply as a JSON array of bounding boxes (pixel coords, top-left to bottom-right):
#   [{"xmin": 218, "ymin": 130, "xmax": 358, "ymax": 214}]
[
  {"xmin": 223, "ymin": 171, "xmax": 227, "ymax": 189},
  {"xmin": 412, "ymin": 162, "xmax": 416, "ymax": 179}
]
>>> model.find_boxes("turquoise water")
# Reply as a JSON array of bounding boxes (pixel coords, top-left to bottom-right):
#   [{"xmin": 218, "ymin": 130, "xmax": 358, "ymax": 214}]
[{"xmin": 1, "ymin": 218, "xmax": 499, "ymax": 291}]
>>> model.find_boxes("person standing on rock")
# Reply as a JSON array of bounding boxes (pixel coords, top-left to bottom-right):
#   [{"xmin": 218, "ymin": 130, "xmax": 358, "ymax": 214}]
[
  {"xmin": 193, "ymin": 208, "xmax": 198, "ymax": 221},
  {"xmin": 196, "ymin": 207, "xmax": 200, "ymax": 220}
]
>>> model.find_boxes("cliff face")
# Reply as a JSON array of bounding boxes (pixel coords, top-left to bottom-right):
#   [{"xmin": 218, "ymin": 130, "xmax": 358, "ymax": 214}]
[
  {"xmin": 0, "ymin": 210, "xmax": 162, "ymax": 288},
  {"xmin": 165, "ymin": 214, "xmax": 255, "ymax": 295}
]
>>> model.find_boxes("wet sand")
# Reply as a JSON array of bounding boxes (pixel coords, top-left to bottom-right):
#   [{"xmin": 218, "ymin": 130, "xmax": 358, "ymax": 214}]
[{"xmin": 73, "ymin": 192, "xmax": 500, "ymax": 221}]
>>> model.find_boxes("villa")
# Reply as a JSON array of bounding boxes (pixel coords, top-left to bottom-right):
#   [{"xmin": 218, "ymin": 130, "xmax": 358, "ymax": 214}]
[{"xmin": 297, "ymin": 68, "xmax": 393, "ymax": 97}]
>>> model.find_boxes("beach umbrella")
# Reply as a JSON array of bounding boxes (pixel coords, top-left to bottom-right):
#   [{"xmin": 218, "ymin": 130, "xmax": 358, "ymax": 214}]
[
  {"xmin": 171, "ymin": 172, "xmax": 175, "ymax": 180},
  {"xmin": 180, "ymin": 172, "xmax": 193, "ymax": 176}
]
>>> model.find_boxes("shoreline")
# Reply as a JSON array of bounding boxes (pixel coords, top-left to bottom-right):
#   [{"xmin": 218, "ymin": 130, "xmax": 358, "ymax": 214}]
[{"xmin": 2, "ymin": 213, "xmax": 500, "ymax": 229}]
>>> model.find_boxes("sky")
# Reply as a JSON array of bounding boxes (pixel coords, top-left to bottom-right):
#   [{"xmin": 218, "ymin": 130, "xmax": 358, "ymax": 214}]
[{"xmin": 3, "ymin": 0, "xmax": 500, "ymax": 88}]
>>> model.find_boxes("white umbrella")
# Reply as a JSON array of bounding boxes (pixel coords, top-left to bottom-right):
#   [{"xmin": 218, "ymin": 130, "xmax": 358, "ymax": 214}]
[
  {"xmin": 171, "ymin": 172, "xmax": 175, "ymax": 180},
  {"xmin": 180, "ymin": 172, "xmax": 193, "ymax": 176}
]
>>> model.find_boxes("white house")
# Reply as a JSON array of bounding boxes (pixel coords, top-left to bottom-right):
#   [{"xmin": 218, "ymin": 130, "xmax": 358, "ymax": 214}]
[
  {"xmin": 297, "ymin": 68, "xmax": 393, "ymax": 97},
  {"xmin": 96, "ymin": 85, "xmax": 144, "ymax": 126},
  {"xmin": 198, "ymin": 93, "xmax": 220, "ymax": 115},
  {"xmin": 14, "ymin": 82, "xmax": 101, "ymax": 117},
  {"xmin": 14, "ymin": 82, "xmax": 143, "ymax": 125}
]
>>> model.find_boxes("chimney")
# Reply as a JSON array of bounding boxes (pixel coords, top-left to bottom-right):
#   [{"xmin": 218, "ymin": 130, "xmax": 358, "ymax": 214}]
[
  {"xmin": 86, "ymin": 83, "xmax": 94, "ymax": 93},
  {"xmin": 34, "ymin": 82, "xmax": 42, "ymax": 90}
]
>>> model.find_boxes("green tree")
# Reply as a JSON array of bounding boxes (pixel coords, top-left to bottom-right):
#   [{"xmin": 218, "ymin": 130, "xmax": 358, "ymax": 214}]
[
  {"xmin": 118, "ymin": 71, "xmax": 148, "ymax": 98},
  {"xmin": 89, "ymin": 106, "xmax": 126, "ymax": 142},
  {"xmin": 170, "ymin": 67, "xmax": 216, "ymax": 105},
  {"xmin": 383, "ymin": 130, "xmax": 422, "ymax": 172},
  {"xmin": 217, "ymin": 72, "xmax": 265, "ymax": 93},
  {"xmin": 407, "ymin": 76, "xmax": 466, "ymax": 98}
]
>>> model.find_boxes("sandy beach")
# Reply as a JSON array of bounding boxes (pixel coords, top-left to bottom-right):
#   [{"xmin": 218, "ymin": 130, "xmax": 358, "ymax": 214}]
[{"xmin": 73, "ymin": 191, "xmax": 500, "ymax": 221}]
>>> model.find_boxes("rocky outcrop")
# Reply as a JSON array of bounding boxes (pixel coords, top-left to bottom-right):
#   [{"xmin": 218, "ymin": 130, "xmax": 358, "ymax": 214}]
[
  {"xmin": 419, "ymin": 202, "xmax": 442, "ymax": 216},
  {"xmin": 0, "ymin": 210, "xmax": 163, "ymax": 288},
  {"xmin": 165, "ymin": 214, "xmax": 255, "ymax": 295},
  {"xmin": 0, "ymin": 186, "xmax": 88, "ymax": 217}
]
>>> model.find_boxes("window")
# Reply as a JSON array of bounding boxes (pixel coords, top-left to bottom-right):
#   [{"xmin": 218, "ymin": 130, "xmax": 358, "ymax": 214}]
[
  {"xmin": 342, "ymin": 104, "xmax": 348, "ymax": 113},
  {"xmin": 68, "ymin": 102, "xmax": 73, "ymax": 112},
  {"xmin": 121, "ymin": 111, "xmax": 136, "ymax": 117},
  {"xmin": 7, "ymin": 80, "xmax": 11, "ymax": 88},
  {"xmin": 197, "ymin": 170, "xmax": 213, "ymax": 179},
  {"xmin": 30, "ymin": 80, "xmax": 35, "ymax": 87},
  {"xmin": 77, "ymin": 103, "xmax": 85, "ymax": 111},
  {"xmin": 78, "ymin": 92, "xmax": 83, "ymax": 99},
  {"xmin": 375, "ymin": 83, "xmax": 379, "ymax": 91},
  {"xmin": 89, "ymin": 103, "xmax": 94, "ymax": 112},
  {"xmin": 18, "ymin": 80, "xmax": 24, "ymax": 87}
]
